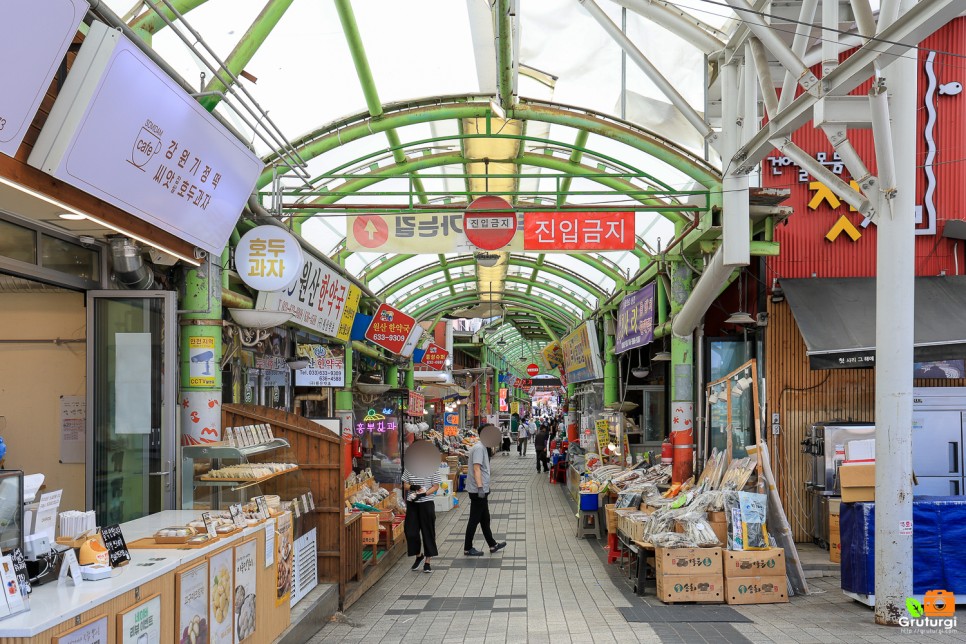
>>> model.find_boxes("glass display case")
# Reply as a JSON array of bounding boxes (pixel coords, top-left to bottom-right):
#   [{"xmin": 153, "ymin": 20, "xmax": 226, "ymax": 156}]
[{"xmin": 181, "ymin": 438, "xmax": 298, "ymax": 509}]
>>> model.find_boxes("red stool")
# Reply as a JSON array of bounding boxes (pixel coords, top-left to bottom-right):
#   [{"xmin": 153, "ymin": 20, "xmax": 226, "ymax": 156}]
[{"xmin": 607, "ymin": 532, "xmax": 621, "ymax": 564}]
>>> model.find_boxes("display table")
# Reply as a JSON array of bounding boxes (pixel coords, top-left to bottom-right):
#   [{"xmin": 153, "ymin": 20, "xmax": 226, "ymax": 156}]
[{"xmin": 0, "ymin": 510, "xmax": 292, "ymax": 642}]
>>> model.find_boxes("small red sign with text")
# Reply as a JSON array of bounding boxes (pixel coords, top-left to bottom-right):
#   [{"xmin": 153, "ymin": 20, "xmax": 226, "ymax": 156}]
[
  {"xmin": 526, "ymin": 363, "xmax": 540, "ymax": 376},
  {"xmin": 464, "ymin": 195, "xmax": 517, "ymax": 250},
  {"xmin": 365, "ymin": 303, "xmax": 416, "ymax": 355},
  {"xmin": 408, "ymin": 391, "xmax": 425, "ymax": 416},
  {"xmin": 523, "ymin": 212, "xmax": 634, "ymax": 251},
  {"xmin": 421, "ymin": 343, "xmax": 449, "ymax": 369}
]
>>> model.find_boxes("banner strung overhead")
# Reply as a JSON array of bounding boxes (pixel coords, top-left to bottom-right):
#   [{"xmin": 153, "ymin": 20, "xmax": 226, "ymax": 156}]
[{"xmin": 347, "ymin": 210, "xmax": 637, "ymax": 254}]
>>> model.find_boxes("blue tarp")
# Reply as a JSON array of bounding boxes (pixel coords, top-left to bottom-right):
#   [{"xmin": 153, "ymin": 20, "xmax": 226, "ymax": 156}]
[{"xmin": 840, "ymin": 497, "xmax": 966, "ymax": 595}]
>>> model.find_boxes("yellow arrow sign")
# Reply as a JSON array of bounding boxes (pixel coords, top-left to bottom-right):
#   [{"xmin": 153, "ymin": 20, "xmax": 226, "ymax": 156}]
[{"xmin": 825, "ymin": 215, "xmax": 862, "ymax": 242}]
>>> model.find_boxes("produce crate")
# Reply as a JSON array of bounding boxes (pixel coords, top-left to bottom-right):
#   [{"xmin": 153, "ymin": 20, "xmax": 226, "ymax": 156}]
[
  {"xmin": 656, "ymin": 547, "xmax": 723, "ymax": 576},
  {"xmin": 722, "ymin": 548, "xmax": 785, "ymax": 578},
  {"xmin": 605, "ymin": 504, "xmax": 618, "ymax": 533},
  {"xmin": 724, "ymin": 575, "xmax": 788, "ymax": 605},
  {"xmin": 392, "ymin": 521, "xmax": 405, "ymax": 543},
  {"xmin": 362, "ymin": 530, "xmax": 378, "ymax": 545},
  {"xmin": 656, "ymin": 574, "xmax": 724, "ymax": 604},
  {"xmin": 361, "ymin": 513, "xmax": 380, "ymax": 532}
]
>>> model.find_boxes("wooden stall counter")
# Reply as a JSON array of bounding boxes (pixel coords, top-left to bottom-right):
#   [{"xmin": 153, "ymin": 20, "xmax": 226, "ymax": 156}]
[{"xmin": 0, "ymin": 511, "xmax": 293, "ymax": 643}]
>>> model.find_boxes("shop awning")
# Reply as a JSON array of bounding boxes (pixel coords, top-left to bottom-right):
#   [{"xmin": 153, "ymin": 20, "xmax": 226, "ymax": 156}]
[
  {"xmin": 782, "ymin": 277, "xmax": 966, "ymax": 369},
  {"xmin": 418, "ymin": 384, "xmax": 470, "ymax": 401}
]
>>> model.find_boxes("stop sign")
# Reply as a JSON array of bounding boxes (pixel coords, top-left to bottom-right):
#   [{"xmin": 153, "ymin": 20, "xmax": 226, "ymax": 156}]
[
  {"xmin": 464, "ymin": 195, "xmax": 516, "ymax": 250},
  {"xmin": 527, "ymin": 363, "xmax": 539, "ymax": 377}
]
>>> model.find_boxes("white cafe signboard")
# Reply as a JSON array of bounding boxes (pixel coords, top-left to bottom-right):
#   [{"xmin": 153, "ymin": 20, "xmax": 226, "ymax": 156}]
[
  {"xmin": 28, "ymin": 21, "xmax": 264, "ymax": 256},
  {"xmin": 234, "ymin": 226, "xmax": 304, "ymax": 292},
  {"xmin": 0, "ymin": 0, "xmax": 88, "ymax": 158}
]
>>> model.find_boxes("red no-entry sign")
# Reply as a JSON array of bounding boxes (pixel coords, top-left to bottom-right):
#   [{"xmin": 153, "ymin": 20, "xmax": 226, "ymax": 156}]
[
  {"xmin": 527, "ymin": 363, "xmax": 539, "ymax": 377},
  {"xmin": 464, "ymin": 195, "xmax": 517, "ymax": 250}
]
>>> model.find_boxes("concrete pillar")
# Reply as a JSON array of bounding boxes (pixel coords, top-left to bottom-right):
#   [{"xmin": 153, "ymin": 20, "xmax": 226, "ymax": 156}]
[{"xmin": 180, "ymin": 256, "xmax": 222, "ymax": 446}]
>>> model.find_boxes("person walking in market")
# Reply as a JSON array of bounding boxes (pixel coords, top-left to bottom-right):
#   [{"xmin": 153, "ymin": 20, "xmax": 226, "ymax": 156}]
[
  {"xmin": 518, "ymin": 415, "xmax": 533, "ymax": 457},
  {"xmin": 533, "ymin": 421, "xmax": 550, "ymax": 474},
  {"xmin": 401, "ymin": 440, "xmax": 442, "ymax": 573},
  {"xmin": 464, "ymin": 425, "xmax": 507, "ymax": 557}
]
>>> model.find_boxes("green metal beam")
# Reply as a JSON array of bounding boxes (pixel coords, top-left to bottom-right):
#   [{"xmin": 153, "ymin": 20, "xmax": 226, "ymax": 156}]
[
  {"xmin": 130, "ymin": 0, "xmax": 207, "ymax": 42},
  {"xmin": 556, "ymin": 129, "xmax": 590, "ymax": 205},
  {"xmin": 333, "ymin": 0, "xmax": 428, "ymax": 204},
  {"xmin": 497, "ymin": 0, "xmax": 514, "ymax": 110},
  {"xmin": 438, "ymin": 254, "xmax": 457, "ymax": 295},
  {"xmin": 410, "ymin": 294, "xmax": 577, "ymax": 328},
  {"xmin": 363, "ymin": 253, "xmax": 416, "ymax": 283},
  {"xmin": 394, "ymin": 275, "xmax": 592, "ymax": 314},
  {"xmin": 536, "ymin": 315, "xmax": 560, "ymax": 342},
  {"xmin": 259, "ymin": 99, "xmax": 720, "ymax": 191},
  {"xmin": 198, "ymin": 0, "xmax": 294, "ymax": 111}
]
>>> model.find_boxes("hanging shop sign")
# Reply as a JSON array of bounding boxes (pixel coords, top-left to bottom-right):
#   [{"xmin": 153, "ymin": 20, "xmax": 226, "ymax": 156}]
[
  {"xmin": 408, "ymin": 391, "xmax": 425, "ymax": 416},
  {"xmin": 355, "ymin": 409, "xmax": 398, "ymax": 435},
  {"xmin": 542, "ymin": 341, "xmax": 564, "ymax": 370},
  {"xmin": 336, "ymin": 284, "xmax": 362, "ymax": 342},
  {"xmin": 420, "ymin": 343, "xmax": 449, "ymax": 369},
  {"xmin": 561, "ymin": 320, "xmax": 605, "ymax": 383},
  {"xmin": 257, "ymin": 254, "xmax": 353, "ymax": 338},
  {"xmin": 27, "ymin": 22, "xmax": 263, "ymax": 256},
  {"xmin": 464, "ymin": 196, "xmax": 517, "ymax": 250},
  {"xmin": 444, "ymin": 412, "xmax": 459, "ymax": 436},
  {"xmin": 523, "ymin": 212, "xmax": 635, "ymax": 251},
  {"xmin": 499, "ymin": 387, "xmax": 508, "ymax": 412},
  {"xmin": 346, "ymin": 212, "xmax": 525, "ymax": 254},
  {"xmin": 294, "ymin": 344, "xmax": 345, "ymax": 387},
  {"xmin": 234, "ymin": 226, "xmax": 303, "ymax": 292},
  {"xmin": 365, "ymin": 303, "xmax": 418, "ymax": 355},
  {"xmin": 0, "ymin": 0, "xmax": 88, "ymax": 158},
  {"xmin": 510, "ymin": 402, "xmax": 520, "ymax": 415},
  {"xmin": 615, "ymin": 282, "xmax": 656, "ymax": 353},
  {"xmin": 595, "ymin": 419, "xmax": 610, "ymax": 455},
  {"xmin": 526, "ymin": 363, "xmax": 540, "ymax": 377}
]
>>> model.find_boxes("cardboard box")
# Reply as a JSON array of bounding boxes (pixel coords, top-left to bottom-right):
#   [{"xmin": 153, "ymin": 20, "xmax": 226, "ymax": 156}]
[
  {"xmin": 361, "ymin": 513, "xmax": 380, "ymax": 532},
  {"xmin": 829, "ymin": 514, "xmax": 841, "ymax": 563},
  {"xmin": 828, "ymin": 498, "xmax": 841, "ymax": 516},
  {"xmin": 433, "ymin": 496, "xmax": 453, "ymax": 513},
  {"xmin": 656, "ymin": 547, "xmax": 723, "ymax": 576},
  {"xmin": 725, "ymin": 575, "xmax": 789, "ymax": 605},
  {"xmin": 723, "ymin": 548, "xmax": 786, "ymax": 578},
  {"xmin": 840, "ymin": 462, "xmax": 875, "ymax": 502},
  {"xmin": 655, "ymin": 574, "xmax": 724, "ymax": 603},
  {"xmin": 362, "ymin": 530, "xmax": 378, "ymax": 545},
  {"xmin": 708, "ymin": 511, "xmax": 728, "ymax": 545}
]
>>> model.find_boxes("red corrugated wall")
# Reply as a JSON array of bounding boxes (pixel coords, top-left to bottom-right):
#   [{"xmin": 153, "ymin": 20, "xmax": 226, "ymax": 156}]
[{"xmin": 763, "ymin": 18, "xmax": 966, "ymax": 281}]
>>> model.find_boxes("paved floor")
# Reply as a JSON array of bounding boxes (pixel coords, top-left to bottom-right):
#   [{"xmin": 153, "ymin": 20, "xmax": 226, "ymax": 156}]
[{"xmin": 310, "ymin": 453, "xmax": 965, "ymax": 643}]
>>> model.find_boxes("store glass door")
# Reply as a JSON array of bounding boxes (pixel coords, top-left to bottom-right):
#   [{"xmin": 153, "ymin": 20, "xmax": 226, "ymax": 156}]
[{"xmin": 87, "ymin": 291, "xmax": 177, "ymax": 524}]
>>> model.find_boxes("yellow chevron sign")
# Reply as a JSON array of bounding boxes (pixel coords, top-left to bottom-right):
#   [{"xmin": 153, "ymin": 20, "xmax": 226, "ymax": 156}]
[{"xmin": 825, "ymin": 215, "xmax": 862, "ymax": 242}]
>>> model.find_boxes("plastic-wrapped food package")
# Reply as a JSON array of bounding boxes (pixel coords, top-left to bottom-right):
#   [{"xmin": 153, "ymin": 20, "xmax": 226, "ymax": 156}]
[
  {"xmin": 724, "ymin": 492, "xmax": 741, "ymax": 549},
  {"xmin": 738, "ymin": 491, "xmax": 770, "ymax": 550}
]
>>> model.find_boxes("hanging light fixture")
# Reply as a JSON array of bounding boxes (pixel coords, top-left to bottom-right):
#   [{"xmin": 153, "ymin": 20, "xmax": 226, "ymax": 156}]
[
  {"xmin": 653, "ymin": 336, "xmax": 671, "ymax": 362},
  {"xmin": 631, "ymin": 349, "xmax": 650, "ymax": 378},
  {"xmin": 726, "ymin": 268, "xmax": 756, "ymax": 325}
]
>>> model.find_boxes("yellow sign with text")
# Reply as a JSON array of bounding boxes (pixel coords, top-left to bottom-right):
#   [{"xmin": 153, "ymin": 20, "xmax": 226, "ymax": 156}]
[{"xmin": 595, "ymin": 419, "xmax": 610, "ymax": 455}]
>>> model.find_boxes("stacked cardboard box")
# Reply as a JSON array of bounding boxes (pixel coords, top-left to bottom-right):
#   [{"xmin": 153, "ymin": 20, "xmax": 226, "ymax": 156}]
[
  {"xmin": 840, "ymin": 462, "xmax": 875, "ymax": 502},
  {"xmin": 654, "ymin": 547, "xmax": 724, "ymax": 603},
  {"xmin": 361, "ymin": 513, "xmax": 379, "ymax": 545},
  {"xmin": 723, "ymin": 548, "xmax": 789, "ymax": 604}
]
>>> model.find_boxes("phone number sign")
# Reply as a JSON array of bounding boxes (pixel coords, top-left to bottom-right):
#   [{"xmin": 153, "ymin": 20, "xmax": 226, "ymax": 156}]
[
  {"xmin": 256, "ymin": 254, "xmax": 353, "ymax": 338},
  {"xmin": 365, "ymin": 303, "xmax": 416, "ymax": 355}
]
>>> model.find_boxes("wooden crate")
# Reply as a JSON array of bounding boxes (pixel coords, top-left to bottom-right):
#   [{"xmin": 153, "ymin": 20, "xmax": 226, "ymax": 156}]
[{"xmin": 605, "ymin": 504, "xmax": 618, "ymax": 533}]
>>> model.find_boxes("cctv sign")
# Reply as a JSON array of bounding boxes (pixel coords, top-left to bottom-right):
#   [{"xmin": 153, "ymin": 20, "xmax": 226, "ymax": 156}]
[{"xmin": 188, "ymin": 337, "xmax": 216, "ymax": 386}]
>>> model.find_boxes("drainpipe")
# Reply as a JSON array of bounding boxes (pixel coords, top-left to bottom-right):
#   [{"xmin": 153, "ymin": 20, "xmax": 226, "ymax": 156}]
[
  {"xmin": 180, "ymin": 255, "xmax": 223, "ymax": 447},
  {"xmin": 336, "ymin": 344, "xmax": 353, "ymax": 447},
  {"xmin": 669, "ymin": 259, "xmax": 694, "ymax": 484}
]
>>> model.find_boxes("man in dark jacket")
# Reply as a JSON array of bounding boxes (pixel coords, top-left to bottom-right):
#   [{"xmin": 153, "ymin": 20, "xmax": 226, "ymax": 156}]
[{"xmin": 533, "ymin": 422, "xmax": 550, "ymax": 473}]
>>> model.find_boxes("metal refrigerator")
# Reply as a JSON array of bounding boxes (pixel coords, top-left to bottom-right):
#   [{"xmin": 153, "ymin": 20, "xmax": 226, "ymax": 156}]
[{"xmin": 912, "ymin": 387, "xmax": 966, "ymax": 496}]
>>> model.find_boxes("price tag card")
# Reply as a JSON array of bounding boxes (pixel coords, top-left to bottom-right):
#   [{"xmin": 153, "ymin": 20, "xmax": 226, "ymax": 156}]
[
  {"xmin": 9, "ymin": 547, "xmax": 30, "ymax": 596},
  {"xmin": 306, "ymin": 492, "xmax": 315, "ymax": 511},
  {"xmin": 246, "ymin": 426, "xmax": 257, "ymax": 445},
  {"xmin": 301, "ymin": 494, "xmax": 310, "ymax": 514},
  {"xmin": 229, "ymin": 504, "xmax": 246, "ymax": 529},
  {"xmin": 254, "ymin": 496, "xmax": 269, "ymax": 521},
  {"xmin": 58, "ymin": 548, "xmax": 82, "ymax": 585},
  {"xmin": 291, "ymin": 500, "xmax": 300, "ymax": 519},
  {"xmin": 201, "ymin": 512, "xmax": 217, "ymax": 539},
  {"xmin": 264, "ymin": 519, "xmax": 275, "ymax": 568},
  {"xmin": 100, "ymin": 524, "xmax": 130, "ymax": 567},
  {"xmin": 266, "ymin": 424, "xmax": 275, "ymax": 441}
]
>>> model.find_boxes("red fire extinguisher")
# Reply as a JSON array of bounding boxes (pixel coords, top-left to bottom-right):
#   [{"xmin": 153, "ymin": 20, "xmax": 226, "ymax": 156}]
[
  {"xmin": 352, "ymin": 438, "xmax": 363, "ymax": 459},
  {"xmin": 661, "ymin": 440, "xmax": 673, "ymax": 464}
]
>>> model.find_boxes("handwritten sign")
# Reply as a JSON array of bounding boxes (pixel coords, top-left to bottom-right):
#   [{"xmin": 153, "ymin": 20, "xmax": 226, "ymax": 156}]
[
  {"xmin": 9, "ymin": 548, "xmax": 29, "ymax": 596},
  {"xmin": 595, "ymin": 419, "xmax": 611, "ymax": 456},
  {"xmin": 101, "ymin": 524, "xmax": 131, "ymax": 567}
]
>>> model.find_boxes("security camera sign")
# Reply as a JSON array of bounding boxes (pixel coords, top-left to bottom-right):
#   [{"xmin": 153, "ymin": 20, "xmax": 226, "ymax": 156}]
[{"xmin": 188, "ymin": 337, "xmax": 216, "ymax": 386}]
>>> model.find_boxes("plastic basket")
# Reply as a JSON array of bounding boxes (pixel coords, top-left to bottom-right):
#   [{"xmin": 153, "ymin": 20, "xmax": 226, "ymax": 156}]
[{"xmin": 579, "ymin": 492, "xmax": 599, "ymax": 511}]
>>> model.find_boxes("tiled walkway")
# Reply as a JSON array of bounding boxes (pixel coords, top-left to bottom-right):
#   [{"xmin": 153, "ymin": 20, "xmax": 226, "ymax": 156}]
[{"xmin": 310, "ymin": 454, "xmax": 965, "ymax": 643}]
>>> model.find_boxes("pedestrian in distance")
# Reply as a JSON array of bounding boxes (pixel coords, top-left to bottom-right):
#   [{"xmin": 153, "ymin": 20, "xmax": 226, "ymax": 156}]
[
  {"xmin": 464, "ymin": 425, "xmax": 507, "ymax": 557},
  {"xmin": 402, "ymin": 440, "xmax": 442, "ymax": 573},
  {"xmin": 533, "ymin": 422, "xmax": 550, "ymax": 473},
  {"xmin": 518, "ymin": 416, "xmax": 532, "ymax": 457}
]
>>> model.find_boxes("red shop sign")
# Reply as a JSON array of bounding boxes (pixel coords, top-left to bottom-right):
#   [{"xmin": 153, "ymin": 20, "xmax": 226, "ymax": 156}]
[
  {"xmin": 365, "ymin": 303, "xmax": 416, "ymax": 355},
  {"xmin": 523, "ymin": 211, "xmax": 634, "ymax": 251},
  {"xmin": 421, "ymin": 342, "xmax": 449, "ymax": 369},
  {"xmin": 408, "ymin": 391, "xmax": 425, "ymax": 416},
  {"xmin": 526, "ymin": 363, "xmax": 539, "ymax": 376}
]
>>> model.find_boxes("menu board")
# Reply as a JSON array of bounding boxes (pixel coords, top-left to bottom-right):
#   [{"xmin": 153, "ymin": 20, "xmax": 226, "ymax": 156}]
[
  {"xmin": 208, "ymin": 548, "xmax": 234, "ymax": 644},
  {"xmin": 118, "ymin": 593, "xmax": 161, "ymax": 644},
  {"xmin": 275, "ymin": 513, "xmax": 293, "ymax": 607},
  {"xmin": 176, "ymin": 561, "xmax": 208, "ymax": 644},
  {"xmin": 101, "ymin": 524, "xmax": 131, "ymax": 567},
  {"xmin": 233, "ymin": 540, "xmax": 257, "ymax": 643}
]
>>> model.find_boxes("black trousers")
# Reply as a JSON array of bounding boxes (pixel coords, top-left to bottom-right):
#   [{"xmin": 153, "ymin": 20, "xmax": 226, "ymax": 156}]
[
  {"xmin": 535, "ymin": 449, "xmax": 550, "ymax": 472},
  {"xmin": 405, "ymin": 500, "xmax": 438, "ymax": 558},
  {"xmin": 464, "ymin": 494, "xmax": 496, "ymax": 551}
]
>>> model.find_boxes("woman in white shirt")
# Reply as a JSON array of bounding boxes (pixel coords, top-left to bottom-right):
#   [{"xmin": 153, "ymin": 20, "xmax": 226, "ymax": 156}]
[{"xmin": 402, "ymin": 467, "xmax": 441, "ymax": 573}]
